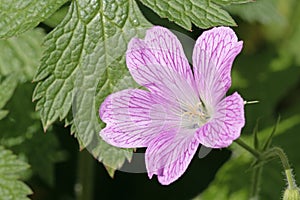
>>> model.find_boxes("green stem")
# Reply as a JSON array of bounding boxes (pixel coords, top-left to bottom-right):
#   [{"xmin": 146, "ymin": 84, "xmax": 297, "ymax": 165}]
[
  {"xmin": 264, "ymin": 147, "xmax": 297, "ymax": 189},
  {"xmin": 234, "ymin": 138, "xmax": 263, "ymax": 199},
  {"xmin": 75, "ymin": 150, "xmax": 95, "ymax": 200},
  {"xmin": 265, "ymin": 147, "xmax": 290, "ymax": 170},
  {"xmin": 235, "ymin": 138, "xmax": 261, "ymax": 158},
  {"xmin": 250, "ymin": 164, "xmax": 263, "ymax": 199},
  {"xmin": 285, "ymin": 169, "xmax": 297, "ymax": 189},
  {"xmin": 235, "ymin": 139, "xmax": 298, "ymax": 197}
]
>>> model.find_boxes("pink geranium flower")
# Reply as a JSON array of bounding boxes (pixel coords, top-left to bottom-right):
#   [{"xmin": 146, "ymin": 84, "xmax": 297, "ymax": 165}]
[{"xmin": 99, "ymin": 26, "xmax": 245, "ymax": 185}]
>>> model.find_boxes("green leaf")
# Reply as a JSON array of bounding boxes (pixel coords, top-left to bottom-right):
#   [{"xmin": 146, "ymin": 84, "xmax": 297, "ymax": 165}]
[
  {"xmin": 0, "ymin": 0, "xmax": 67, "ymax": 38},
  {"xmin": 253, "ymin": 119, "xmax": 259, "ymax": 150},
  {"xmin": 43, "ymin": 5, "xmax": 69, "ymax": 28},
  {"xmin": 0, "ymin": 29, "xmax": 45, "ymax": 82},
  {"xmin": 0, "ymin": 29, "xmax": 44, "ymax": 120},
  {"xmin": 0, "ymin": 146, "xmax": 32, "ymax": 200},
  {"xmin": 0, "ymin": 75, "xmax": 18, "ymax": 120},
  {"xmin": 262, "ymin": 116, "xmax": 280, "ymax": 151},
  {"xmin": 33, "ymin": 0, "xmax": 151, "ymax": 173},
  {"xmin": 0, "ymin": 83, "xmax": 65, "ymax": 186},
  {"xmin": 0, "ymin": 110, "xmax": 9, "ymax": 121},
  {"xmin": 95, "ymin": 56, "xmax": 140, "ymax": 118},
  {"xmin": 0, "ymin": 75, "xmax": 18, "ymax": 109},
  {"xmin": 139, "ymin": 0, "xmax": 246, "ymax": 30}
]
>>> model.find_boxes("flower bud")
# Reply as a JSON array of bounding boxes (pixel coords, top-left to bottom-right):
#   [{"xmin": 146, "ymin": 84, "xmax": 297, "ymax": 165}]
[{"xmin": 283, "ymin": 187, "xmax": 300, "ymax": 200}]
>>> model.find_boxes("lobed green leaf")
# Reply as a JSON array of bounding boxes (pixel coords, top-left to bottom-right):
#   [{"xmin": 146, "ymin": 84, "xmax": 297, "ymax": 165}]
[{"xmin": 33, "ymin": 0, "xmax": 151, "ymax": 174}]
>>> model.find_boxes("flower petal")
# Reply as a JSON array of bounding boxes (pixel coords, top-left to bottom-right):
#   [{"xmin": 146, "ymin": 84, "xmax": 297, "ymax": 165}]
[
  {"xmin": 195, "ymin": 92, "xmax": 245, "ymax": 148},
  {"xmin": 126, "ymin": 26, "xmax": 199, "ymax": 107},
  {"xmin": 145, "ymin": 131, "xmax": 199, "ymax": 185},
  {"xmin": 192, "ymin": 27, "xmax": 243, "ymax": 111},
  {"xmin": 100, "ymin": 89, "xmax": 180, "ymax": 148}
]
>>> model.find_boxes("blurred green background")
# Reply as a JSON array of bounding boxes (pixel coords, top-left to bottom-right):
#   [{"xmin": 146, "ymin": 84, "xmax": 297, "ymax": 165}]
[{"xmin": 1, "ymin": 0, "xmax": 300, "ymax": 199}]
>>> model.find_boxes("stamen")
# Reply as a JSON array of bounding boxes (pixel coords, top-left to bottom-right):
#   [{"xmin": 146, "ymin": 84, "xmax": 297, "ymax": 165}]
[{"xmin": 181, "ymin": 101, "xmax": 210, "ymax": 129}]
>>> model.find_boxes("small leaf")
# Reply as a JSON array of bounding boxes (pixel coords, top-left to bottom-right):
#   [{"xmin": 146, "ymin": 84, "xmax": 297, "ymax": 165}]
[
  {"xmin": 253, "ymin": 119, "xmax": 260, "ymax": 150},
  {"xmin": 0, "ymin": 146, "xmax": 32, "ymax": 200},
  {"xmin": 139, "ymin": 0, "xmax": 249, "ymax": 30},
  {"xmin": 262, "ymin": 116, "xmax": 281, "ymax": 151},
  {"xmin": 0, "ymin": 0, "xmax": 68, "ymax": 38}
]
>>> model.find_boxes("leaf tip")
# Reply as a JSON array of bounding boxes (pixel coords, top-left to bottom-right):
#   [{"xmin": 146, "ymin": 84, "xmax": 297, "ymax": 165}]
[
  {"xmin": 43, "ymin": 121, "xmax": 52, "ymax": 132},
  {"xmin": 79, "ymin": 146, "xmax": 85, "ymax": 151},
  {"xmin": 104, "ymin": 165, "xmax": 116, "ymax": 178}
]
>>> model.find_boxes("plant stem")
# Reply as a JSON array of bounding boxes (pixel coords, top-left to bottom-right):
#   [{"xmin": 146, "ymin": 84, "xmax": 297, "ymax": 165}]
[
  {"xmin": 264, "ymin": 147, "xmax": 297, "ymax": 189},
  {"xmin": 235, "ymin": 138, "xmax": 261, "ymax": 158},
  {"xmin": 265, "ymin": 147, "xmax": 290, "ymax": 170},
  {"xmin": 250, "ymin": 164, "xmax": 263, "ymax": 199},
  {"xmin": 75, "ymin": 150, "xmax": 95, "ymax": 200},
  {"xmin": 235, "ymin": 139, "xmax": 298, "ymax": 197},
  {"xmin": 234, "ymin": 138, "xmax": 263, "ymax": 199}
]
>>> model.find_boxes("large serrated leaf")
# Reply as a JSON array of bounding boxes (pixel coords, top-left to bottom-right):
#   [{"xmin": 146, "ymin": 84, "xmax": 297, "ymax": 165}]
[
  {"xmin": 0, "ymin": 29, "xmax": 44, "ymax": 82},
  {"xmin": 33, "ymin": 0, "xmax": 151, "ymax": 173},
  {"xmin": 0, "ymin": 146, "xmax": 32, "ymax": 200},
  {"xmin": 139, "ymin": 0, "xmax": 249, "ymax": 30},
  {"xmin": 0, "ymin": 0, "xmax": 67, "ymax": 38}
]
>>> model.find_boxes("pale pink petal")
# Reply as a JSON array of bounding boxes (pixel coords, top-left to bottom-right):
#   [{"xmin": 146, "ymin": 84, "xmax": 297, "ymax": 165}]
[
  {"xmin": 126, "ymin": 26, "xmax": 199, "ymax": 108},
  {"xmin": 145, "ymin": 131, "xmax": 199, "ymax": 185},
  {"xmin": 195, "ymin": 92, "xmax": 245, "ymax": 148},
  {"xmin": 100, "ymin": 89, "xmax": 181, "ymax": 148},
  {"xmin": 193, "ymin": 27, "xmax": 243, "ymax": 111}
]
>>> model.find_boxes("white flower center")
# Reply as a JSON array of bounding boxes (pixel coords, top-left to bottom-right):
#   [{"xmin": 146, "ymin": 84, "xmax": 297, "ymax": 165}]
[{"xmin": 181, "ymin": 101, "xmax": 210, "ymax": 129}]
